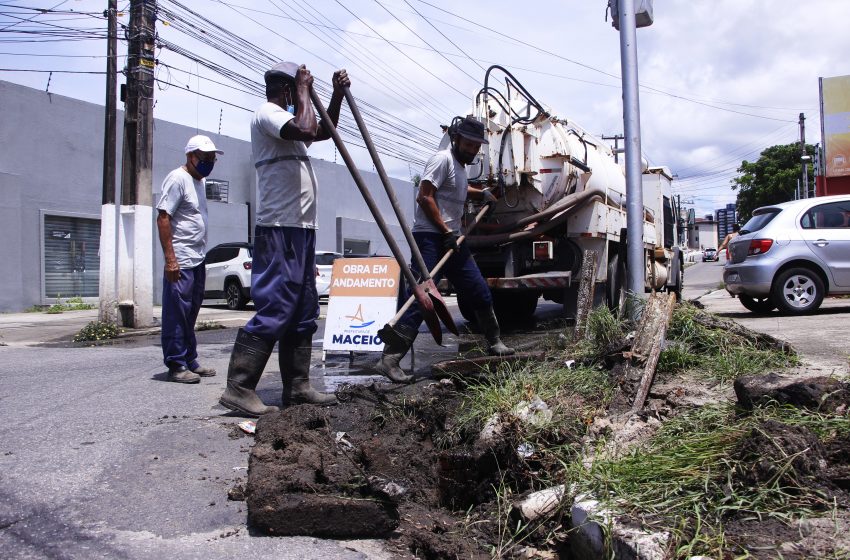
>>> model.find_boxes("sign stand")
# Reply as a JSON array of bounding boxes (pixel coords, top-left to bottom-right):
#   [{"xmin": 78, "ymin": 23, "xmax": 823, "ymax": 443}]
[{"xmin": 322, "ymin": 257, "xmax": 402, "ymax": 359}]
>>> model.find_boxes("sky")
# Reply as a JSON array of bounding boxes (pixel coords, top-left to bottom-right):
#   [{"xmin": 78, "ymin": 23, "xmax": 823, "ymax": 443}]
[{"xmin": 2, "ymin": 0, "xmax": 849, "ymax": 217}]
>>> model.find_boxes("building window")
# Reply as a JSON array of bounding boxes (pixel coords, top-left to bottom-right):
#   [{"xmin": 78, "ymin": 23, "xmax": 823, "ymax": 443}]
[
  {"xmin": 343, "ymin": 238, "xmax": 370, "ymax": 256},
  {"xmin": 206, "ymin": 178, "xmax": 229, "ymax": 203},
  {"xmin": 43, "ymin": 215, "xmax": 100, "ymax": 298}
]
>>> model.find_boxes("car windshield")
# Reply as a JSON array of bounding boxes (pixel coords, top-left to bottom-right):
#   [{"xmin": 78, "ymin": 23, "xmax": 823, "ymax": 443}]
[{"xmin": 740, "ymin": 209, "xmax": 780, "ymax": 234}]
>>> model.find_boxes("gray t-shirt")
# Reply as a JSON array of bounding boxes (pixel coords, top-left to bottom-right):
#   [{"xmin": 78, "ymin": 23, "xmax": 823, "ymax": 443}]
[
  {"xmin": 413, "ymin": 148, "xmax": 468, "ymax": 233},
  {"xmin": 156, "ymin": 167, "xmax": 209, "ymax": 268},
  {"xmin": 251, "ymin": 102, "xmax": 319, "ymax": 229}
]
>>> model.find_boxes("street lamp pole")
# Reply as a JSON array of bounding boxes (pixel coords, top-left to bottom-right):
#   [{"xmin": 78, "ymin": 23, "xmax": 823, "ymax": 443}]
[{"xmin": 617, "ymin": 0, "xmax": 646, "ymax": 310}]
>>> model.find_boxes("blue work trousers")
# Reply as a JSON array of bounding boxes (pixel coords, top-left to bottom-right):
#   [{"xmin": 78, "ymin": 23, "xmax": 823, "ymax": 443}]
[
  {"xmin": 244, "ymin": 226, "xmax": 319, "ymax": 343},
  {"xmin": 398, "ymin": 232, "xmax": 492, "ymax": 332},
  {"xmin": 161, "ymin": 262, "xmax": 206, "ymax": 371}
]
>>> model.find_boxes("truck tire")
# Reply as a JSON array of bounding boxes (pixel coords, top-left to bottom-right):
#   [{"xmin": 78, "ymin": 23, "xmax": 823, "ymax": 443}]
[
  {"xmin": 606, "ymin": 253, "xmax": 625, "ymax": 312},
  {"xmin": 667, "ymin": 246, "xmax": 683, "ymax": 301},
  {"xmin": 493, "ymin": 290, "xmax": 539, "ymax": 324}
]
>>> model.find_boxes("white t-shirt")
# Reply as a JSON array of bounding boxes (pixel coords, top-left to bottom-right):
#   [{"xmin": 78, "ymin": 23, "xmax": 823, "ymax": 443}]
[
  {"xmin": 413, "ymin": 148, "xmax": 468, "ymax": 234},
  {"xmin": 156, "ymin": 167, "xmax": 209, "ymax": 268},
  {"xmin": 251, "ymin": 102, "xmax": 319, "ymax": 229}
]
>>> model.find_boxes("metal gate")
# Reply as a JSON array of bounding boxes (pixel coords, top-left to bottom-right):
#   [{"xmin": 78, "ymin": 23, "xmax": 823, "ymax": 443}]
[{"xmin": 43, "ymin": 214, "xmax": 100, "ymax": 300}]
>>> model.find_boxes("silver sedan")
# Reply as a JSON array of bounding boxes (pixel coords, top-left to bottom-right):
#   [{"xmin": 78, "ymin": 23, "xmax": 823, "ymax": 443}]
[{"xmin": 723, "ymin": 194, "xmax": 850, "ymax": 314}]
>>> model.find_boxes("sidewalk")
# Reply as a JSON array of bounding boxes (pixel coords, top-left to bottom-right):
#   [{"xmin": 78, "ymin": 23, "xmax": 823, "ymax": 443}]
[{"xmin": 0, "ymin": 306, "xmax": 256, "ymax": 346}]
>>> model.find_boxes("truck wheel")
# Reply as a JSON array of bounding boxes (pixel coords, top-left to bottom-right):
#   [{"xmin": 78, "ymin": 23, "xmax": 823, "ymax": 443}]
[
  {"xmin": 457, "ymin": 293, "xmax": 477, "ymax": 325},
  {"xmin": 606, "ymin": 253, "xmax": 626, "ymax": 312},
  {"xmin": 493, "ymin": 291, "xmax": 539, "ymax": 324},
  {"xmin": 771, "ymin": 267, "xmax": 824, "ymax": 315},
  {"xmin": 667, "ymin": 247, "xmax": 683, "ymax": 301}
]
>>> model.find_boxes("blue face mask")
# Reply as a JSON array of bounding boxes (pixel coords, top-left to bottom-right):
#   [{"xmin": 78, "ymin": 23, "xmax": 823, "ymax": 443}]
[{"xmin": 195, "ymin": 160, "xmax": 214, "ymax": 177}]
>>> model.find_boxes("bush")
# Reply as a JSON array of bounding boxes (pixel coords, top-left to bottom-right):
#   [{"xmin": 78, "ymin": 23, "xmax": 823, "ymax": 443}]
[{"xmin": 73, "ymin": 321, "xmax": 122, "ymax": 343}]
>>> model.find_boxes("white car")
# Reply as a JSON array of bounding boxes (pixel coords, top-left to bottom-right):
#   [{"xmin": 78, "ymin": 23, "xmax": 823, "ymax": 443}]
[
  {"xmin": 316, "ymin": 251, "xmax": 341, "ymax": 298},
  {"xmin": 204, "ymin": 242, "xmax": 253, "ymax": 310}
]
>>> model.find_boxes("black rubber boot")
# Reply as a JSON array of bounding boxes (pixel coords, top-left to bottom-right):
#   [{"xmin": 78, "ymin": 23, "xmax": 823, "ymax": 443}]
[
  {"xmin": 374, "ymin": 323, "xmax": 418, "ymax": 384},
  {"xmin": 219, "ymin": 328, "xmax": 279, "ymax": 417},
  {"xmin": 474, "ymin": 306, "xmax": 515, "ymax": 356},
  {"xmin": 280, "ymin": 335, "xmax": 337, "ymax": 406}
]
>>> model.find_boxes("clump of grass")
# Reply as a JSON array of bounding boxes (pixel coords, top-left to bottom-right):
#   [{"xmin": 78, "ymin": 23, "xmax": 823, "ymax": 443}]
[
  {"xmin": 45, "ymin": 295, "xmax": 96, "ymax": 314},
  {"xmin": 73, "ymin": 321, "xmax": 122, "ymax": 343},
  {"xmin": 195, "ymin": 320, "xmax": 224, "ymax": 331},
  {"xmin": 563, "ymin": 402, "xmax": 850, "ymax": 557},
  {"xmin": 659, "ymin": 303, "xmax": 797, "ymax": 381}
]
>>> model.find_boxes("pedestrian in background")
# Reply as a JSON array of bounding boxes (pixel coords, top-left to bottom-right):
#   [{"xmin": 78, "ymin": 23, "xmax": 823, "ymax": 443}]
[
  {"xmin": 156, "ymin": 134, "xmax": 222, "ymax": 383},
  {"xmin": 718, "ymin": 223, "xmax": 740, "ymax": 260},
  {"xmin": 219, "ymin": 62, "xmax": 350, "ymax": 417}
]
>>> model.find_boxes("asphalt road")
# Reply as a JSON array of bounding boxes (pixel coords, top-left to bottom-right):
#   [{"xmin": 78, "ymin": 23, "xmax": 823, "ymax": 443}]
[{"xmin": 0, "ymin": 316, "xmax": 397, "ymax": 559}]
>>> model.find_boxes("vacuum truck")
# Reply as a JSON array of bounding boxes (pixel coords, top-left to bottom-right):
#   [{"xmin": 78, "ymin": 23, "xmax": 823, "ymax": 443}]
[{"xmin": 450, "ymin": 66, "xmax": 683, "ymax": 322}]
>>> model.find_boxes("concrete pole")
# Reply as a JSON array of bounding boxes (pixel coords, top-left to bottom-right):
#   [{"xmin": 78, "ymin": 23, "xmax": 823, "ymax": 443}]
[
  {"xmin": 118, "ymin": 0, "xmax": 156, "ymax": 327},
  {"xmin": 617, "ymin": 0, "xmax": 646, "ymax": 306},
  {"xmin": 98, "ymin": 0, "xmax": 118, "ymax": 323}
]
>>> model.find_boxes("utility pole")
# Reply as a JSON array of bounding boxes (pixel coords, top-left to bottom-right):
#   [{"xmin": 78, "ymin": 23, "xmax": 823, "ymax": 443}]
[
  {"xmin": 616, "ymin": 0, "xmax": 647, "ymax": 312},
  {"xmin": 117, "ymin": 0, "xmax": 156, "ymax": 328},
  {"xmin": 799, "ymin": 112, "xmax": 810, "ymax": 199},
  {"xmin": 98, "ymin": 0, "xmax": 118, "ymax": 323},
  {"xmin": 602, "ymin": 134, "xmax": 625, "ymax": 163}
]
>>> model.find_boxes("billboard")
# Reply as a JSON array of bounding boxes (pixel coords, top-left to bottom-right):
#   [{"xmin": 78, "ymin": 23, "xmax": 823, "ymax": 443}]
[{"xmin": 820, "ymin": 75, "xmax": 850, "ymax": 177}]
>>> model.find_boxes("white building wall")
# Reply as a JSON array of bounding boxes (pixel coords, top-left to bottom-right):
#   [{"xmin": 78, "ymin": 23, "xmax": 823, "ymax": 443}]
[{"xmin": 0, "ymin": 80, "xmax": 415, "ymax": 312}]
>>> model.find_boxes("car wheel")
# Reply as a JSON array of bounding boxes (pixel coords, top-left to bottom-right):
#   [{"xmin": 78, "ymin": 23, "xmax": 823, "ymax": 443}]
[
  {"xmin": 225, "ymin": 280, "xmax": 248, "ymax": 310},
  {"xmin": 738, "ymin": 294, "xmax": 776, "ymax": 314},
  {"xmin": 771, "ymin": 267, "xmax": 824, "ymax": 315}
]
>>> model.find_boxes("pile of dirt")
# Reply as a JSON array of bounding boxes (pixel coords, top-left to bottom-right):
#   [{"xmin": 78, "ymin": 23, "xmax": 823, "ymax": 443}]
[{"xmin": 244, "ymin": 382, "xmax": 520, "ymax": 558}]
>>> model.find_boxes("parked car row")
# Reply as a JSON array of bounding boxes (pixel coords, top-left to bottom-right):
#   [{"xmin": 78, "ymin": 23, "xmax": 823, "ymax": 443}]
[
  {"xmin": 723, "ymin": 194, "xmax": 850, "ymax": 315},
  {"xmin": 203, "ymin": 244, "xmax": 344, "ymax": 310}
]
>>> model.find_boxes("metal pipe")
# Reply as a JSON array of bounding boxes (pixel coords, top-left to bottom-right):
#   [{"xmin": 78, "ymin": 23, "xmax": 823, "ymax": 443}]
[{"xmin": 618, "ymin": 0, "xmax": 647, "ymax": 305}]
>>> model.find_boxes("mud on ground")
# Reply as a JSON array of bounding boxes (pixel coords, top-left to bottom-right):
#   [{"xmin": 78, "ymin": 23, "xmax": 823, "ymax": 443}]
[{"xmin": 234, "ymin": 309, "xmax": 850, "ymax": 559}]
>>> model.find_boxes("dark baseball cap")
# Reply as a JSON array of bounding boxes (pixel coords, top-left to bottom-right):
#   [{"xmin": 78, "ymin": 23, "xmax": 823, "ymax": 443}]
[
  {"xmin": 453, "ymin": 116, "xmax": 489, "ymax": 144},
  {"xmin": 264, "ymin": 61, "xmax": 299, "ymax": 85}
]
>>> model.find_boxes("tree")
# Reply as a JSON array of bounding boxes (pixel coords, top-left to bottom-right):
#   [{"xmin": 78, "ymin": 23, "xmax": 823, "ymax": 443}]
[{"xmin": 731, "ymin": 142, "xmax": 815, "ymax": 223}]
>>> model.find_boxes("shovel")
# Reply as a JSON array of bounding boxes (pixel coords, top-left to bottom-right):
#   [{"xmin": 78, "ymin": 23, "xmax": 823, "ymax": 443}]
[{"xmin": 310, "ymin": 87, "xmax": 457, "ymax": 345}]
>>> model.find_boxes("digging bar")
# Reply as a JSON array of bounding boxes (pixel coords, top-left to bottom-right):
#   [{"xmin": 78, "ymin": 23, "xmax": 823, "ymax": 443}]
[
  {"xmin": 309, "ymin": 87, "xmax": 449, "ymax": 345},
  {"xmin": 341, "ymin": 87, "xmax": 461, "ymax": 342}
]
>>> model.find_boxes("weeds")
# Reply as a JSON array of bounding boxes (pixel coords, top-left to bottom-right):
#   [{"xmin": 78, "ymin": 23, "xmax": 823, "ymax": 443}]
[
  {"xmin": 73, "ymin": 321, "xmax": 122, "ymax": 343},
  {"xmin": 659, "ymin": 303, "xmax": 796, "ymax": 381},
  {"xmin": 562, "ymin": 402, "xmax": 850, "ymax": 557},
  {"xmin": 195, "ymin": 320, "xmax": 224, "ymax": 331},
  {"xmin": 44, "ymin": 295, "xmax": 95, "ymax": 314}
]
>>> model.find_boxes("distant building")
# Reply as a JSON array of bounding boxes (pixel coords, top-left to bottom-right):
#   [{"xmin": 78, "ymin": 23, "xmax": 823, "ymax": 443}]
[
  {"xmin": 692, "ymin": 217, "xmax": 719, "ymax": 250},
  {"xmin": 715, "ymin": 203, "xmax": 737, "ymax": 244},
  {"xmin": 0, "ymin": 80, "xmax": 416, "ymax": 312}
]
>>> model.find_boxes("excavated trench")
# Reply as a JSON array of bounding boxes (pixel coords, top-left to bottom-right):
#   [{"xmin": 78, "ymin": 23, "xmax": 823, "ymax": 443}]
[{"xmin": 231, "ymin": 315, "xmax": 850, "ymax": 559}]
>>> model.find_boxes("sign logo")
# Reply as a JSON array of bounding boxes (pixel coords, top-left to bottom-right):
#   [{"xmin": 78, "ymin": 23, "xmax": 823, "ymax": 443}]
[{"xmin": 344, "ymin": 304, "xmax": 375, "ymax": 329}]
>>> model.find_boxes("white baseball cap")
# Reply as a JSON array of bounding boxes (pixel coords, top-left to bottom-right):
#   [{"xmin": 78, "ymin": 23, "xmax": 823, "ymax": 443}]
[{"xmin": 184, "ymin": 134, "xmax": 223, "ymax": 155}]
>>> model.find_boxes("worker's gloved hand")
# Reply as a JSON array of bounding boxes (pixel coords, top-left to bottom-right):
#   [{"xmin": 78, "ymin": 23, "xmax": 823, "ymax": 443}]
[
  {"xmin": 442, "ymin": 231, "xmax": 461, "ymax": 253},
  {"xmin": 482, "ymin": 188, "xmax": 497, "ymax": 204}
]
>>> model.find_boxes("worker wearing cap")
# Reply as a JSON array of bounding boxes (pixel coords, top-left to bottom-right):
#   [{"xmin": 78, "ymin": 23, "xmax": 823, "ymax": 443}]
[
  {"xmin": 375, "ymin": 116, "xmax": 515, "ymax": 384},
  {"xmin": 156, "ymin": 135, "xmax": 222, "ymax": 383},
  {"xmin": 219, "ymin": 63, "xmax": 350, "ymax": 417}
]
